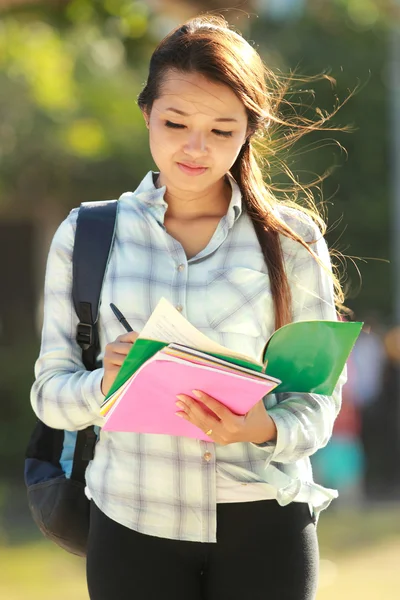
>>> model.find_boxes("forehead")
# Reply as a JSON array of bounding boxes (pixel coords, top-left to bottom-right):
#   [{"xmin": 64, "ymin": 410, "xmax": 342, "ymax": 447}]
[{"xmin": 155, "ymin": 70, "xmax": 246, "ymax": 121}]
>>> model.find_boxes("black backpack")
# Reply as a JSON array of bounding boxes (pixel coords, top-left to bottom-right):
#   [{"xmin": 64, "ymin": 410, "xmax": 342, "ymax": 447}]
[{"xmin": 24, "ymin": 199, "xmax": 118, "ymax": 557}]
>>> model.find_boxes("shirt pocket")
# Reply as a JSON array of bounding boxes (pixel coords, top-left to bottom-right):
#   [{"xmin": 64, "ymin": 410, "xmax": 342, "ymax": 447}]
[{"xmin": 205, "ymin": 267, "xmax": 273, "ymax": 337}]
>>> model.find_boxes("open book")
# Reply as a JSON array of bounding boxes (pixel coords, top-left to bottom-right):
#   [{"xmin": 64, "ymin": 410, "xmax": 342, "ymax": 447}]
[{"xmin": 100, "ymin": 298, "xmax": 363, "ymax": 438}]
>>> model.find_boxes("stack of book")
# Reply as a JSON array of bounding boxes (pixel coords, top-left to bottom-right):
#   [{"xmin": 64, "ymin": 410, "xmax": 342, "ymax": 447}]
[{"xmin": 100, "ymin": 298, "xmax": 363, "ymax": 440}]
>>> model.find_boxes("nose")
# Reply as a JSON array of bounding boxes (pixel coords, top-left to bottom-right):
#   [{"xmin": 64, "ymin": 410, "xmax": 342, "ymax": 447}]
[{"xmin": 183, "ymin": 130, "xmax": 208, "ymax": 156}]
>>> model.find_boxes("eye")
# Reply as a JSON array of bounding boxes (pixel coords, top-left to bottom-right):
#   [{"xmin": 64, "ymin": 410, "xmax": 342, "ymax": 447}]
[
  {"xmin": 165, "ymin": 121, "xmax": 185, "ymax": 129},
  {"xmin": 164, "ymin": 121, "xmax": 233, "ymax": 138},
  {"xmin": 213, "ymin": 129, "xmax": 233, "ymax": 138}
]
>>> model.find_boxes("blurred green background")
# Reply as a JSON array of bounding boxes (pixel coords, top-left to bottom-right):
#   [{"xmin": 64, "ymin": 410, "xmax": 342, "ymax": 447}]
[{"xmin": 1, "ymin": 0, "xmax": 400, "ymax": 598}]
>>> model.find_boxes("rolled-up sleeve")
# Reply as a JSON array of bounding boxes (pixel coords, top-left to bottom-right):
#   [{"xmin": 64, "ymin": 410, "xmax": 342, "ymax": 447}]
[
  {"xmin": 30, "ymin": 209, "xmax": 105, "ymax": 430},
  {"xmin": 253, "ymin": 216, "xmax": 346, "ymax": 463}
]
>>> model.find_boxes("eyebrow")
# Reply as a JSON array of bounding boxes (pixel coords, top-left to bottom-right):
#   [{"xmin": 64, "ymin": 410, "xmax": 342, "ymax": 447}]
[{"xmin": 165, "ymin": 107, "xmax": 238, "ymax": 123}]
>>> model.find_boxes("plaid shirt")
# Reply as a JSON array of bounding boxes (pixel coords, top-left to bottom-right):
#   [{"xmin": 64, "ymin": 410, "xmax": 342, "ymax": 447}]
[{"xmin": 31, "ymin": 170, "xmax": 345, "ymax": 543}]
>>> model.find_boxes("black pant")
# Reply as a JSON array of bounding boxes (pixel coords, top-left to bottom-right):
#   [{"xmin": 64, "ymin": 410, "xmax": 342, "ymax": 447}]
[{"xmin": 87, "ymin": 500, "xmax": 319, "ymax": 600}]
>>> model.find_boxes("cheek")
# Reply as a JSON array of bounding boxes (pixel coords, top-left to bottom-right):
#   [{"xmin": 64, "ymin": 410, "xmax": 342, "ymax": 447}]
[
  {"xmin": 149, "ymin": 126, "xmax": 180, "ymax": 158},
  {"xmin": 230, "ymin": 138, "xmax": 246, "ymax": 162},
  {"xmin": 219, "ymin": 140, "xmax": 243, "ymax": 167}
]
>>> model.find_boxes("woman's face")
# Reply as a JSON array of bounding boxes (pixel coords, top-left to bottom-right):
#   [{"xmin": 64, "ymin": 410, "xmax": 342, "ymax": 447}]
[{"xmin": 144, "ymin": 70, "xmax": 248, "ymax": 190}]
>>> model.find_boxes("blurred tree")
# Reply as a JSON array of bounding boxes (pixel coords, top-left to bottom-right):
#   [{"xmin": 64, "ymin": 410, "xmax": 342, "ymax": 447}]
[
  {"xmin": 0, "ymin": 0, "xmax": 394, "ymax": 315},
  {"xmin": 0, "ymin": 0, "xmax": 163, "ymax": 217},
  {"xmin": 0, "ymin": 0, "xmax": 396, "ymax": 478},
  {"xmin": 0, "ymin": 0, "xmax": 166, "ymax": 479},
  {"xmin": 251, "ymin": 8, "xmax": 392, "ymax": 319}
]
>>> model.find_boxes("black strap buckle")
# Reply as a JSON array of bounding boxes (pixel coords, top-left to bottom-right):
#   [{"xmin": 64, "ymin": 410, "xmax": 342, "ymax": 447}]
[
  {"xmin": 76, "ymin": 322, "xmax": 94, "ymax": 350},
  {"xmin": 82, "ymin": 428, "xmax": 97, "ymax": 461}
]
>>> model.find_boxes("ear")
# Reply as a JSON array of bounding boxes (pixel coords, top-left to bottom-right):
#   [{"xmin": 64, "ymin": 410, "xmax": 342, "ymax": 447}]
[{"xmin": 141, "ymin": 110, "xmax": 150, "ymax": 129}]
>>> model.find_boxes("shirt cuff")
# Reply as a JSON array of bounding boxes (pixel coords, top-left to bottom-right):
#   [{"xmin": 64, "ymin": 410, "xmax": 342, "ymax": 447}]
[
  {"xmin": 251, "ymin": 406, "xmax": 292, "ymax": 462},
  {"xmin": 82, "ymin": 367, "xmax": 107, "ymax": 427}
]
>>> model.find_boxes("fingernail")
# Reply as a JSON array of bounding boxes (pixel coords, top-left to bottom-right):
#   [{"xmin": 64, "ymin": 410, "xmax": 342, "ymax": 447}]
[
  {"xmin": 175, "ymin": 412, "xmax": 184, "ymax": 418},
  {"xmin": 175, "ymin": 401, "xmax": 185, "ymax": 409},
  {"xmin": 192, "ymin": 390, "xmax": 202, "ymax": 398}
]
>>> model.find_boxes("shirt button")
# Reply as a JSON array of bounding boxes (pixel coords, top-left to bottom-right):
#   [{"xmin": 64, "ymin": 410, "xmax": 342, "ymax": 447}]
[
  {"xmin": 203, "ymin": 452, "xmax": 212, "ymax": 462},
  {"xmin": 176, "ymin": 304, "xmax": 183, "ymax": 313},
  {"xmin": 177, "ymin": 264, "xmax": 185, "ymax": 272}
]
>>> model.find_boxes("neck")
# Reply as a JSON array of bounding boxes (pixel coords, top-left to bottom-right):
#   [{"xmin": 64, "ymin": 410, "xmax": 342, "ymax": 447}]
[{"xmin": 155, "ymin": 173, "xmax": 232, "ymax": 221}]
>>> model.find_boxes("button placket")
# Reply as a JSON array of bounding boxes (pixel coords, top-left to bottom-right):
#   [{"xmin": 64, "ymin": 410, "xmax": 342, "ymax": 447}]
[{"xmin": 175, "ymin": 258, "xmax": 187, "ymax": 315}]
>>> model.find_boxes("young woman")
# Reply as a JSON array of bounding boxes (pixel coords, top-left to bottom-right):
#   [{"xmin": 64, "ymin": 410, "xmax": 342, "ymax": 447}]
[{"xmin": 31, "ymin": 15, "xmax": 347, "ymax": 600}]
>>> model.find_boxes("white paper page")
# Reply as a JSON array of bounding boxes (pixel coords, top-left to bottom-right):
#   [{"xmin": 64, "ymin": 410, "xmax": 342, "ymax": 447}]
[{"xmin": 139, "ymin": 297, "xmax": 254, "ymax": 362}]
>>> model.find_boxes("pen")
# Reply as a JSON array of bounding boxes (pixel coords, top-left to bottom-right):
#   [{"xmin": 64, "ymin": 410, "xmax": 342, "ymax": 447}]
[{"xmin": 110, "ymin": 303, "xmax": 133, "ymax": 333}]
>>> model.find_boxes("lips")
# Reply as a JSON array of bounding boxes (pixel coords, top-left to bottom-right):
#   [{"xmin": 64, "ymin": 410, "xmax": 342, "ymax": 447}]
[
  {"xmin": 177, "ymin": 162, "xmax": 208, "ymax": 176},
  {"xmin": 178, "ymin": 162, "xmax": 207, "ymax": 169}
]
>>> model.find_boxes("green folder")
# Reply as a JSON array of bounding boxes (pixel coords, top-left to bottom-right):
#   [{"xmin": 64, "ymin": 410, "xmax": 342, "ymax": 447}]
[
  {"xmin": 262, "ymin": 320, "xmax": 363, "ymax": 394},
  {"xmin": 105, "ymin": 339, "xmax": 168, "ymax": 400},
  {"xmin": 104, "ymin": 320, "xmax": 363, "ymax": 402}
]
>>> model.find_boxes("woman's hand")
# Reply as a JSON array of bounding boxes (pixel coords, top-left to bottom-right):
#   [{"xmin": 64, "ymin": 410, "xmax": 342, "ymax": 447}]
[
  {"xmin": 175, "ymin": 390, "xmax": 277, "ymax": 446},
  {"xmin": 101, "ymin": 331, "xmax": 139, "ymax": 396}
]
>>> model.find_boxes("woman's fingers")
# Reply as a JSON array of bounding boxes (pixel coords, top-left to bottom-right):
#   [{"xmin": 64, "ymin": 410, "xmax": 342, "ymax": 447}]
[
  {"xmin": 191, "ymin": 390, "xmax": 230, "ymax": 421},
  {"xmin": 117, "ymin": 331, "xmax": 139, "ymax": 344},
  {"xmin": 104, "ymin": 351, "xmax": 129, "ymax": 367},
  {"xmin": 110, "ymin": 341, "xmax": 137, "ymax": 356},
  {"xmin": 105, "ymin": 331, "xmax": 139, "ymax": 361},
  {"xmin": 175, "ymin": 391, "xmax": 246, "ymax": 445},
  {"xmin": 101, "ymin": 331, "xmax": 139, "ymax": 396}
]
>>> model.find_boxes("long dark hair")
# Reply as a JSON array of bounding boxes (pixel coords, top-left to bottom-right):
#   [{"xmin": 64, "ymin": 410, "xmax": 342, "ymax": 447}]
[{"xmin": 138, "ymin": 15, "xmax": 347, "ymax": 330}]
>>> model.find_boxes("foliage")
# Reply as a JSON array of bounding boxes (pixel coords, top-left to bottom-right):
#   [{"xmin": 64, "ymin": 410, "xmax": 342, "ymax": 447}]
[
  {"xmin": 251, "ymin": 11, "xmax": 392, "ymax": 319},
  {"xmin": 0, "ymin": 340, "xmax": 39, "ymax": 477},
  {"xmin": 0, "ymin": 1, "xmax": 396, "ymax": 475},
  {"xmin": 0, "ymin": 1, "xmax": 394, "ymax": 315},
  {"xmin": 0, "ymin": 0, "xmax": 159, "ymax": 211}
]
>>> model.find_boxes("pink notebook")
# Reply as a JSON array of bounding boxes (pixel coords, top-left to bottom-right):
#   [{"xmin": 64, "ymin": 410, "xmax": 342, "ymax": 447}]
[{"xmin": 102, "ymin": 354, "xmax": 280, "ymax": 440}]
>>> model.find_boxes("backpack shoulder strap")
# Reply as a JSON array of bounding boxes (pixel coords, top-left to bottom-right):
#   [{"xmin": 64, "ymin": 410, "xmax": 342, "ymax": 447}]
[
  {"xmin": 71, "ymin": 199, "xmax": 118, "ymax": 474},
  {"xmin": 72, "ymin": 200, "xmax": 118, "ymax": 371}
]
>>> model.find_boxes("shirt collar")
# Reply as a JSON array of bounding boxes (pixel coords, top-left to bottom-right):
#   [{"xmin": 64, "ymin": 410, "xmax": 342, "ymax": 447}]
[
  {"xmin": 225, "ymin": 171, "xmax": 243, "ymax": 228},
  {"xmin": 130, "ymin": 171, "xmax": 168, "ymax": 224},
  {"xmin": 128, "ymin": 170, "xmax": 242, "ymax": 227}
]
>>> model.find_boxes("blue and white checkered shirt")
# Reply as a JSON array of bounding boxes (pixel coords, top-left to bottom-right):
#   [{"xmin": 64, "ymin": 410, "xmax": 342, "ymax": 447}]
[{"xmin": 31, "ymin": 170, "xmax": 345, "ymax": 542}]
